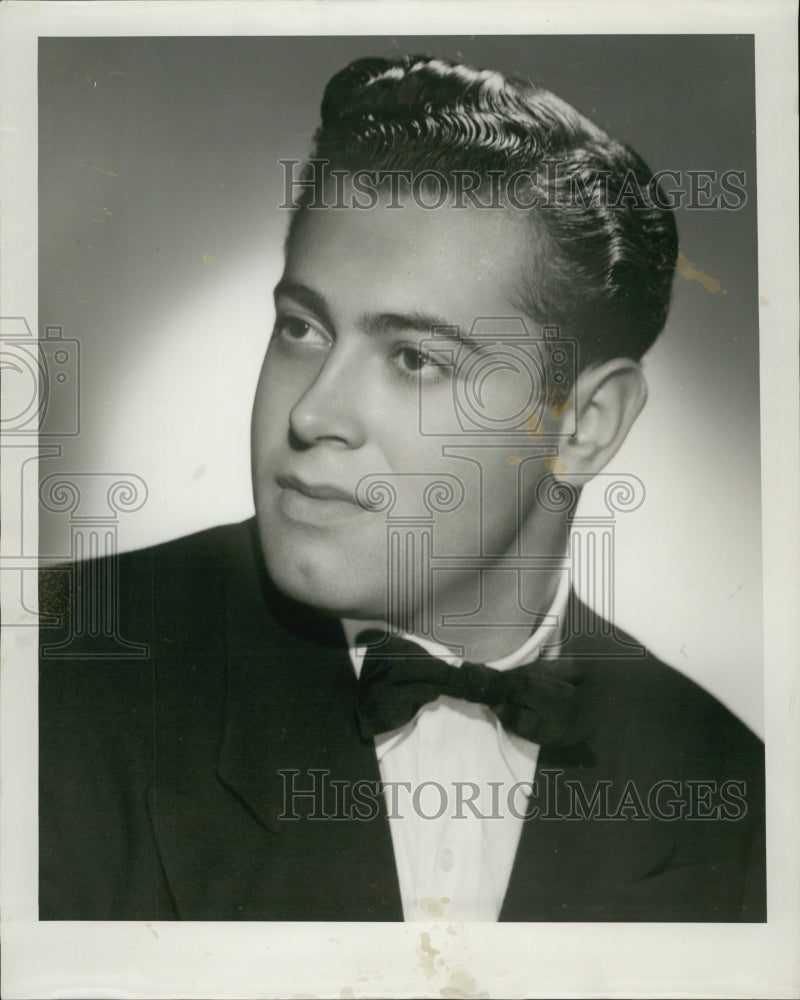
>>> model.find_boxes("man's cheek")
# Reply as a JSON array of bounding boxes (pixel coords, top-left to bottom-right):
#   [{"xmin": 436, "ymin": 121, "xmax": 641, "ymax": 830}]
[
  {"xmin": 264, "ymin": 362, "xmax": 323, "ymax": 423},
  {"xmin": 253, "ymin": 372, "xmax": 299, "ymax": 437}
]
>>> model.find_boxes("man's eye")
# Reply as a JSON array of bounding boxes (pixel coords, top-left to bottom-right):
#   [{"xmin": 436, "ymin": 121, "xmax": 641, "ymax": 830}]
[
  {"xmin": 397, "ymin": 347, "xmax": 432, "ymax": 372},
  {"xmin": 392, "ymin": 345, "xmax": 449, "ymax": 385},
  {"xmin": 272, "ymin": 316, "xmax": 329, "ymax": 347}
]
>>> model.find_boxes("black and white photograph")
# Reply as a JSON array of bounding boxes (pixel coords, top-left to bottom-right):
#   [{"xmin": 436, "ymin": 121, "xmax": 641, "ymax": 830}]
[{"xmin": 1, "ymin": 2, "xmax": 798, "ymax": 998}]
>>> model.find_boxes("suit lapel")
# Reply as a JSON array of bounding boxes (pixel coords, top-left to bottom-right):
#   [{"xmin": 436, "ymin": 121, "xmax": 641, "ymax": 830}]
[
  {"xmin": 500, "ymin": 739, "xmax": 676, "ymax": 920},
  {"xmin": 150, "ymin": 534, "xmax": 403, "ymax": 920},
  {"xmin": 501, "ymin": 597, "xmax": 676, "ymax": 920}
]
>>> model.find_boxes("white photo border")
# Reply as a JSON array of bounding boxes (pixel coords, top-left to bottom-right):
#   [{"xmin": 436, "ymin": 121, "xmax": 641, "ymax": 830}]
[{"xmin": 1, "ymin": 2, "xmax": 798, "ymax": 998}]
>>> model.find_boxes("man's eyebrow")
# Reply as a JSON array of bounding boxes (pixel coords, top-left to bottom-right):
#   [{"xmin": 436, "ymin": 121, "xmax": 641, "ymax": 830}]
[
  {"xmin": 274, "ymin": 280, "xmax": 474, "ymax": 344},
  {"xmin": 273, "ymin": 280, "xmax": 335, "ymax": 331},
  {"xmin": 360, "ymin": 310, "xmax": 464, "ymax": 340}
]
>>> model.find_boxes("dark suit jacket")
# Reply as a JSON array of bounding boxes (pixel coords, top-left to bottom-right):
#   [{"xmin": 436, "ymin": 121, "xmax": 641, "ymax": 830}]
[{"xmin": 39, "ymin": 519, "xmax": 766, "ymax": 921}]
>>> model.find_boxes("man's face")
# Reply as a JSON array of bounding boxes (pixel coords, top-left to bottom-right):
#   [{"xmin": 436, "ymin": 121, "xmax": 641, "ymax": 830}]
[{"xmin": 251, "ymin": 196, "xmax": 565, "ymax": 622}]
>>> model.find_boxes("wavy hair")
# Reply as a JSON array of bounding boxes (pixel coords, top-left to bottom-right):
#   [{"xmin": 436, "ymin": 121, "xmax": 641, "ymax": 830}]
[{"xmin": 288, "ymin": 55, "xmax": 679, "ymax": 369}]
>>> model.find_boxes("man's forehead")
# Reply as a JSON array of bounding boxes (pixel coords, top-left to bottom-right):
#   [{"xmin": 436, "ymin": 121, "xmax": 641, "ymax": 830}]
[{"xmin": 282, "ymin": 198, "xmax": 535, "ymax": 323}]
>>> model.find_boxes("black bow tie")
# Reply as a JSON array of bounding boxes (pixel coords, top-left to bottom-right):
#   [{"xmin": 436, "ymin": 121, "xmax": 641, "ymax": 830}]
[{"xmin": 355, "ymin": 630, "xmax": 590, "ymax": 747}]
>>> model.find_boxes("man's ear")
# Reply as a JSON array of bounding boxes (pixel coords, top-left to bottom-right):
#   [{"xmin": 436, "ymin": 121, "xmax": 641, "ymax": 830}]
[{"xmin": 555, "ymin": 359, "xmax": 648, "ymax": 480}]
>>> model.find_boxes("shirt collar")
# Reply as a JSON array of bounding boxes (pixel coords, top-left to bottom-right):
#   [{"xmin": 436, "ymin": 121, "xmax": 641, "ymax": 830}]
[{"xmin": 342, "ymin": 572, "xmax": 571, "ymax": 768}]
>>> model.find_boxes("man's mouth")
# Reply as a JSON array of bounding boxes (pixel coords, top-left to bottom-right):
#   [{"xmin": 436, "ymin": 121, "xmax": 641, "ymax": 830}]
[
  {"xmin": 275, "ymin": 474, "xmax": 361, "ymax": 524},
  {"xmin": 276, "ymin": 474, "xmax": 356, "ymax": 503}
]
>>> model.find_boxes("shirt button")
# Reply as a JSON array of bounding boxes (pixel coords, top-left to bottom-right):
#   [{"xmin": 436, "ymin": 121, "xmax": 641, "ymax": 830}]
[{"xmin": 438, "ymin": 846, "xmax": 454, "ymax": 872}]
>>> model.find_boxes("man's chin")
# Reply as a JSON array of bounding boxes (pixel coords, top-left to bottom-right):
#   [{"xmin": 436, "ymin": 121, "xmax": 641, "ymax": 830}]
[{"xmin": 260, "ymin": 543, "xmax": 387, "ymax": 621}]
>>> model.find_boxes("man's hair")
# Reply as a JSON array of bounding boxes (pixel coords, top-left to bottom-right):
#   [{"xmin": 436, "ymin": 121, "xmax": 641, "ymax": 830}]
[{"xmin": 289, "ymin": 55, "xmax": 679, "ymax": 370}]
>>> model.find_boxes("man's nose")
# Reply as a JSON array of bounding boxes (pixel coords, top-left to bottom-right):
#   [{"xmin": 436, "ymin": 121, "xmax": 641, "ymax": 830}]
[{"xmin": 288, "ymin": 347, "xmax": 368, "ymax": 449}]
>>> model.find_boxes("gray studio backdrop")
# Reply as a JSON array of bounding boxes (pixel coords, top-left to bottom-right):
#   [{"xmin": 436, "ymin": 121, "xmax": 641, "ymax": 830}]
[{"xmin": 38, "ymin": 35, "xmax": 762, "ymax": 732}]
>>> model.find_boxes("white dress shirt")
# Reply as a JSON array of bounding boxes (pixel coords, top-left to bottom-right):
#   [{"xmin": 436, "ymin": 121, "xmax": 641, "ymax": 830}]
[{"xmin": 342, "ymin": 571, "xmax": 570, "ymax": 922}]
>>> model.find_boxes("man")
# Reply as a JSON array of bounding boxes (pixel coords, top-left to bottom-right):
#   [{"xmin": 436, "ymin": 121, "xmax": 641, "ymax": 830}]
[{"xmin": 39, "ymin": 54, "xmax": 765, "ymax": 922}]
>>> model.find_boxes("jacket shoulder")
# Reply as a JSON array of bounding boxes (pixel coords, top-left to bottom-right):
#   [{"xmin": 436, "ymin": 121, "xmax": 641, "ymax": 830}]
[
  {"xmin": 572, "ymin": 612, "xmax": 763, "ymax": 782},
  {"xmin": 40, "ymin": 518, "xmax": 258, "ymax": 633}
]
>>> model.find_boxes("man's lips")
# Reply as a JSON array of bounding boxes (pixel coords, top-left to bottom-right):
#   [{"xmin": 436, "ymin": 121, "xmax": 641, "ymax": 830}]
[
  {"xmin": 276, "ymin": 474, "xmax": 357, "ymax": 504},
  {"xmin": 273, "ymin": 474, "xmax": 370, "ymax": 525}
]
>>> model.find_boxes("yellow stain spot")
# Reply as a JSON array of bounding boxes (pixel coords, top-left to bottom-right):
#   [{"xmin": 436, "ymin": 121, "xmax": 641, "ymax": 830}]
[
  {"xmin": 676, "ymin": 251, "xmax": 722, "ymax": 294},
  {"xmin": 418, "ymin": 896, "xmax": 450, "ymax": 918},
  {"xmin": 507, "ymin": 455, "xmax": 521, "ymax": 466},
  {"xmin": 91, "ymin": 166, "xmax": 118, "ymax": 177},
  {"xmin": 551, "ymin": 396, "xmax": 571, "ymax": 420},
  {"xmin": 439, "ymin": 971, "xmax": 490, "ymax": 999},
  {"xmin": 417, "ymin": 931, "xmax": 440, "ymax": 979},
  {"xmin": 759, "ymin": 295, "xmax": 770, "ymax": 307},
  {"xmin": 84, "ymin": 75, "xmax": 92, "ymax": 83},
  {"xmin": 203, "ymin": 253, "xmax": 215, "ymax": 264},
  {"xmin": 544, "ymin": 457, "xmax": 568, "ymax": 475}
]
